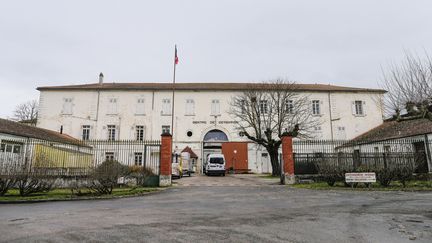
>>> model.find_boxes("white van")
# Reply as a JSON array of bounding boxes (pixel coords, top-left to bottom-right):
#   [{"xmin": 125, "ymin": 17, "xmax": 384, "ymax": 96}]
[{"xmin": 206, "ymin": 154, "xmax": 226, "ymax": 176}]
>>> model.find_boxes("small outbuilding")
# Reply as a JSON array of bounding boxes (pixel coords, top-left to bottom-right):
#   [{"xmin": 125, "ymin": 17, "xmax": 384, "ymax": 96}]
[{"xmin": 0, "ymin": 118, "xmax": 92, "ymax": 175}]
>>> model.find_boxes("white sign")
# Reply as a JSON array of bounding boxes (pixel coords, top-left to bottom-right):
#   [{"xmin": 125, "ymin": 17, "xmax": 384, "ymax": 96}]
[{"xmin": 345, "ymin": 173, "xmax": 376, "ymax": 183}]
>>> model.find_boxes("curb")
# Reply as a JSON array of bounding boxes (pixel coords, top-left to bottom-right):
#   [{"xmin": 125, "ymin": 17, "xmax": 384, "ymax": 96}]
[{"xmin": 0, "ymin": 188, "xmax": 167, "ymax": 204}]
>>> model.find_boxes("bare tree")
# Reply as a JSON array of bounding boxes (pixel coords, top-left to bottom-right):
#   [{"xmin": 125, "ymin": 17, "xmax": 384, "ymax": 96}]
[
  {"xmin": 230, "ymin": 79, "xmax": 320, "ymax": 176},
  {"xmin": 13, "ymin": 100, "xmax": 38, "ymax": 125},
  {"xmin": 381, "ymin": 51, "xmax": 432, "ymax": 120}
]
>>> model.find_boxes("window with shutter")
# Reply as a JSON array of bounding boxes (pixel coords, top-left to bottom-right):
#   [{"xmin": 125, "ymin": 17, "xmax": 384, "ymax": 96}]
[
  {"xmin": 62, "ymin": 98, "xmax": 73, "ymax": 115},
  {"xmin": 162, "ymin": 99, "xmax": 171, "ymax": 115},
  {"xmin": 107, "ymin": 98, "xmax": 118, "ymax": 115},
  {"xmin": 185, "ymin": 99, "xmax": 195, "ymax": 115},
  {"xmin": 211, "ymin": 99, "xmax": 220, "ymax": 115},
  {"xmin": 136, "ymin": 98, "xmax": 145, "ymax": 115}
]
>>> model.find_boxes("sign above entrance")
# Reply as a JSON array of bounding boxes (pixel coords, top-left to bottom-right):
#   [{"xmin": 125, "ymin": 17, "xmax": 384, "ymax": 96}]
[{"xmin": 192, "ymin": 120, "xmax": 237, "ymax": 125}]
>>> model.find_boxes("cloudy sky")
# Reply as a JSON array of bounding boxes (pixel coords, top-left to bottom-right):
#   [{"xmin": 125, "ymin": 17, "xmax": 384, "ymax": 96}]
[{"xmin": 1, "ymin": 0, "xmax": 431, "ymax": 118}]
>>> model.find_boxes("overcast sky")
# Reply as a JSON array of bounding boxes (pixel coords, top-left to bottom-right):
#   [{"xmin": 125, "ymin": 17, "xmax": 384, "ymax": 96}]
[{"xmin": 1, "ymin": 0, "xmax": 432, "ymax": 118}]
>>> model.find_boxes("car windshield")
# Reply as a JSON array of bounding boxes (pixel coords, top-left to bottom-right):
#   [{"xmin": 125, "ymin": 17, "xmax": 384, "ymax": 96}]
[{"xmin": 209, "ymin": 157, "xmax": 224, "ymax": 164}]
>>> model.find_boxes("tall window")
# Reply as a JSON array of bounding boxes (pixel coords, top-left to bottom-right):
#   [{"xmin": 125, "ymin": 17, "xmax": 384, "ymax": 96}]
[
  {"xmin": 162, "ymin": 125, "xmax": 171, "ymax": 134},
  {"xmin": 312, "ymin": 100, "xmax": 320, "ymax": 115},
  {"xmin": 107, "ymin": 98, "xmax": 118, "ymax": 114},
  {"xmin": 107, "ymin": 125, "xmax": 116, "ymax": 141},
  {"xmin": 134, "ymin": 152, "xmax": 143, "ymax": 166},
  {"xmin": 354, "ymin": 100, "xmax": 364, "ymax": 115},
  {"xmin": 136, "ymin": 98, "xmax": 145, "ymax": 115},
  {"xmin": 62, "ymin": 98, "xmax": 73, "ymax": 115},
  {"xmin": 285, "ymin": 100, "xmax": 294, "ymax": 114},
  {"xmin": 162, "ymin": 99, "xmax": 171, "ymax": 115},
  {"xmin": 82, "ymin": 125, "xmax": 90, "ymax": 140},
  {"xmin": 259, "ymin": 100, "xmax": 268, "ymax": 114},
  {"xmin": 185, "ymin": 99, "xmax": 195, "ymax": 115},
  {"xmin": 211, "ymin": 99, "xmax": 220, "ymax": 115},
  {"xmin": 136, "ymin": 125, "xmax": 144, "ymax": 141},
  {"xmin": 240, "ymin": 99, "xmax": 246, "ymax": 114}
]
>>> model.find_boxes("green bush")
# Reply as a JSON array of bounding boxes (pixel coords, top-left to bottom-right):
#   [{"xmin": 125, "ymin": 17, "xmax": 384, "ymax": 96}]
[
  {"xmin": 89, "ymin": 160, "xmax": 129, "ymax": 194},
  {"xmin": 128, "ymin": 166, "xmax": 156, "ymax": 186}
]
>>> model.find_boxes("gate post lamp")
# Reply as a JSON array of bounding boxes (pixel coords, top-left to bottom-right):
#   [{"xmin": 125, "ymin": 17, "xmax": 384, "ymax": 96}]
[{"xmin": 233, "ymin": 149, "xmax": 237, "ymax": 174}]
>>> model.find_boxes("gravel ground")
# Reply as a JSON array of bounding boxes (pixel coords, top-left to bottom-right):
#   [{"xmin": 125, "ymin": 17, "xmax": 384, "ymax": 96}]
[{"xmin": 0, "ymin": 174, "xmax": 431, "ymax": 243}]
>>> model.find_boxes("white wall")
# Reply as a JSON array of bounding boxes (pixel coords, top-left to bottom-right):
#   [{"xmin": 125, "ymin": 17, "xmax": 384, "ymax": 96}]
[{"xmin": 37, "ymin": 87, "xmax": 385, "ymax": 173}]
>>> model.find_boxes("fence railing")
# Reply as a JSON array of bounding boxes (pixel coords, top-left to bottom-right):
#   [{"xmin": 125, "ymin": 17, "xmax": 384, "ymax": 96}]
[
  {"xmin": 0, "ymin": 139, "xmax": 161, "ymax": 176},
  {"xmin": 293, "ymin": 137, "xmax": 431, "ymax": 174}
]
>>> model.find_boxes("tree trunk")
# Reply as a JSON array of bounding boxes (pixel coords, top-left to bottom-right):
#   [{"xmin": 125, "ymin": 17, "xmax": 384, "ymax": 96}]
[{"xmin": 268, "ymin": 147, "xmax": 280, "ymax": 176}]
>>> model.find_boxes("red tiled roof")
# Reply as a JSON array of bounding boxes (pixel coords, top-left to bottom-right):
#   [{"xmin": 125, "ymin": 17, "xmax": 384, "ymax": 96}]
[
  {"xmin": 350, "ymin": 118, "xmax": 432, "ymax": 143},
  {"xmin": 37, "ymin": 82, "xmax": 386, "ymax": 93},
  {"xmin": 0, "ymin": 118, "xmax": 84, "ymax": 146},
  {"xmin": 181, "ymin": 146, "xmax": 198, "ymax": 158}
]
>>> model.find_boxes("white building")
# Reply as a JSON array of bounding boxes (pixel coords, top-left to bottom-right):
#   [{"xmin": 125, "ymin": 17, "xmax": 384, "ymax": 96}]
[{"xmin": 36, "ymin": 81, "xmax": 385, "ymax": 174}]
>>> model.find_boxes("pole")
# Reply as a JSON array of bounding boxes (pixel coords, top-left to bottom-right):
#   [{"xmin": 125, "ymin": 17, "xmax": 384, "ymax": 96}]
[
  {"xmin": 171, "ymin": 45, "xmax": 177, "ymax": 137},
  {"xmin": 170, "ymin": 45, "xmax": 177, "ymax": 160}
]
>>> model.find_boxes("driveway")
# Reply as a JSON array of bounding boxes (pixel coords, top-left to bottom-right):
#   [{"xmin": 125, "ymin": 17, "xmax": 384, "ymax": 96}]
[{"xmin": 0, "ymin": 174, "xmax": 431, "ymax": 243}]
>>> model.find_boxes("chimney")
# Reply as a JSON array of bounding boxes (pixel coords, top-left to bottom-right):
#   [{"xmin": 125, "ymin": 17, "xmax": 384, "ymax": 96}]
[
  {"xmin": 60, "ymin": 125, "xmax": 63, "ymax": 134},
  {"xmin": 99, "ymin": 72, "xmax": 104, "ymax": 84}
]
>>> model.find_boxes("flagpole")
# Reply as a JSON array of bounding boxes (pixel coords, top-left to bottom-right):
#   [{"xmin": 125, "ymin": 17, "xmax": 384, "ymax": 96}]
[{"xmin": 171, "ymin": 45, "xmax": 177, "ymax": 141}]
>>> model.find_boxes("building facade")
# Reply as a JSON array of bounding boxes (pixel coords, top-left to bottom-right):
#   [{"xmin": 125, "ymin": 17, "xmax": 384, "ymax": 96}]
[{"xmin": 36, "ymin": 82, "xmax": 385, "ymax": 173}]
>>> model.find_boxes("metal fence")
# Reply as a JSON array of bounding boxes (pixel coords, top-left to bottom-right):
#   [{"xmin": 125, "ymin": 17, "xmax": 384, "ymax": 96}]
[
  {"xmin": 0, "ymin": 138, "xmax": 161, "ymax": 176},
  {"xmin": 293, "ymin": 138, "xmax": 430, "ymax": 175}
]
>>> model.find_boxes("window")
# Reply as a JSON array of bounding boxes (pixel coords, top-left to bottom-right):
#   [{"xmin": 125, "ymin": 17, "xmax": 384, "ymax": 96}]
[
  {"xmin": 82, "ymin": 125, "xmax": 90, "ymax": 140},
  {"xmin": 136, "ymin": 98, "xmax": 145, "ymax": 115},
  {"xmin": 13, "ymin": 145, "xmax": 21, "ymax": 154},
  {"xmin": 0, "ymin": 142, "xmax": 22, "ymax": 153},
  {"xmin": 105, "ymin": 152, "xmax": 115, "ymax": 161},
  {"xmin": 240, "ymin": 99, "xmax": 246, "ymax": 114},
  {"xmin": 134, "ymin": 152, "xmax": 143, "ymax": 166},
  {"xmin": 162, "ymin": 125, "xmax": 171, "ymax": 134},
  {"xmin": 285, "ymin": 100, "xmax": 294, "ymax": 114},
  {"xmin": 62, "ymin": 98, "xmax": 73, "ymax": 115},
  {"xmin": 185, "ymin": 99, "xmax": 195, "ymax": 115},
  {"xmin": 5, "ymin": 144, "xmax": 12, "ymax": 153},
  {"xmin": 161, "ymin": 99, "xmax": 171, "ymax": 115},
  {"xmin": 314, "ymin": 126, "xmax": 322, "ymax": 131},
  {"xmin": 107, "ymin": 98, "xmax": 118, "ymax": 114},
  {"xmin": 136, "ymin": 125, "xmax": 144, "ymax": 141},
  {"xmin": 211, "ymin": 99, "xmax": 220, "ymax": 115},
  {"xmin": 187, "ymin": 131, "xmax": 193, "ymax": 137},
  {"xmin": 354, "ymin": 100, "xmax": 364, "ymax": 116},
  {"xmin": 107, "ymin": 125, "xmax": 116, "ymax": 141},
  {"xmin": 259, "ymin": 100, "xmax": 268, "ymax": 114},
  {"xmin": 312, "ymin": 100, "xmax": 320, "ymax": 115}
]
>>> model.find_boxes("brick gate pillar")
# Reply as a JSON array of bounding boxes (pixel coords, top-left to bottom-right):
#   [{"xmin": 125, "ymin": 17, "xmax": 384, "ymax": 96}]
[
  {"xmin": 159, "ymin": 132, "xmax": 172, "ymax": 187},
  {"xmin": 281, "ymin": 135, "xmax": 295, "ymax": 185}
]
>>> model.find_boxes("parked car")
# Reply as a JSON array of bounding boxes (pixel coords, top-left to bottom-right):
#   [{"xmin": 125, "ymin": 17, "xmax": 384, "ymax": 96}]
[
  {"xmin": 181, "ymin": 152, "xmax": 193, "ymax": 177},
  {"xmin": 172, "ymin": 153, "xmax": 182, "ymax": 179},
  {"xmin": 206, "ymin": 154, "xmax": 226, "ymax": 176}
]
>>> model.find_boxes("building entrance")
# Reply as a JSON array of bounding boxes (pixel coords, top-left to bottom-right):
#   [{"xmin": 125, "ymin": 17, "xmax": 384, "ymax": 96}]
[{"xmin": 202, "ymin": 129, "xmax": 228, "ymax": 173}]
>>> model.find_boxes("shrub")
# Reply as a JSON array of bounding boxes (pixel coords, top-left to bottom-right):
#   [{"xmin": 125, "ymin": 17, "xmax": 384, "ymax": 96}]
[
  {"xmin": 0, "ymin": 176, "xmax": 16, "ymax": 196},
  {"xmin": 15, "ymin": 173, "xmax": 55, "ymax": 196},
  {"xmin": 315, "ymin": 158, "xmax": 352, "ymax": 186},
  {"xmin": 128, "ymin": 166, "xmax": 156, "ymax": 186},
  {"xmin": 89, "ymin": 160, "xmax": 129, "ymax": 194}
]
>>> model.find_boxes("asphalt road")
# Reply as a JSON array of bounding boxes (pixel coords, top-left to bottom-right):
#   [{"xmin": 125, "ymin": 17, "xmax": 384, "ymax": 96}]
[{"xmin": 0, "ymin": 175, "xmax": 431, "ymax": 243}]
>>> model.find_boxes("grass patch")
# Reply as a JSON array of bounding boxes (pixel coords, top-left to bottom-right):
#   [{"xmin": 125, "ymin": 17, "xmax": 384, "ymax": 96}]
[
  {"xmin": 259, "ymin": 174, "xmax": 279, "ymax": 179},
  {"xmin": 293, "ymin": 180, "xmax": 432, "ymax": 191},
  {"xmin": 0, "ymin": 187, "xmax": 160, "ymax": 202}
]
